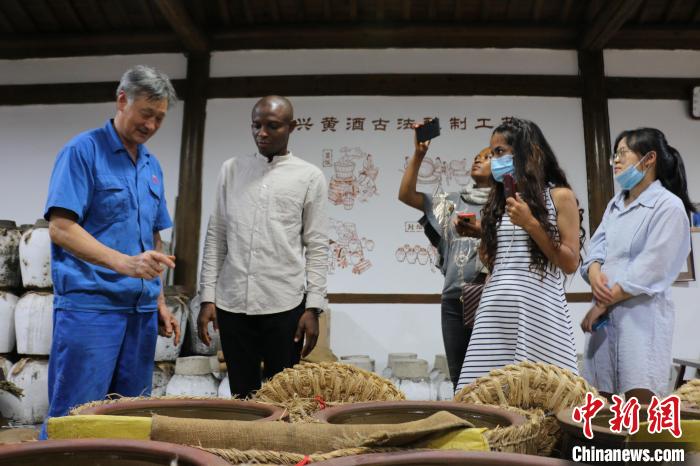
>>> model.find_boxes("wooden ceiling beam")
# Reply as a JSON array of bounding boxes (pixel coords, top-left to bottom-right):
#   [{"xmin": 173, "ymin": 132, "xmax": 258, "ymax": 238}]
[
  {"xmin": 0, "ymin": 32, "xmax": 182, "ymax": 59},
  {"xmin": 560, "ymin": 0, "xmax": 574, "ymax": 22},
  {"xmin": 0, "ymin": 79, "xmax": 187, "ymax": 105},
  {"xmin": 608, "ymin": 26, "xmax": 700, "ymax": 49},
  {"xmin": 402, "ymin": 0, "xmax": 411, "ymax": 21},
  {"xmin": 692, "ymin": 1, "xmax": 700, "ymax": 22},
  {"xmin": 217, "ymin": 0, "xmax": 231, "ymax": 25},
  {"xmin": 580, "ymin": 0, "xmax": 645, "ymax": 50},
  {"xmin": 268, "ymin": 0, "xmax": 280, "ymax": 22},
  {"xmin": 70, "ymin": 0, "xmax": 109, "ymax": 32},
  {"xmin": 454, "ymin": 0, "xmax": 463, "ymax": 21},
  {"xmin": 0, "ymin": 8, "xmax": 15, "ymax": 33},
  {"xmin": 212, "ymin": 24, "xmax": 577, "ymax": 49},
  {"xmin": 376, "ymin": 0, "xmax": 385, "ymax": 21},
  {"xmin": 3, "ymin": 0, "xmax": 38, "ymax": 32},
  {"xmin": 48, "ymin": 0, "xmax": 86, "ymax": 31},
  {"xmin": 533, "ymin": 0, "xmax": 545, "ymax": 21},
  {"xmin": 664, "ymin": 0, "xmax": 683, "ymax": 23},
  {"xmin": 153, "ymin": 0, "xmax": 208, "ymax": 52},
  {"xmin": 323, "ymin": 0, "xmax": 332, "ymax": 21}
]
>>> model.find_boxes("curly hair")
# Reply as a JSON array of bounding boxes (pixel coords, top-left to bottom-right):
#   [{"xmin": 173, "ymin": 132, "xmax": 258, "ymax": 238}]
[{"xmin": 480, "ymin": 118, "xmax": 585, "ymax": 276}]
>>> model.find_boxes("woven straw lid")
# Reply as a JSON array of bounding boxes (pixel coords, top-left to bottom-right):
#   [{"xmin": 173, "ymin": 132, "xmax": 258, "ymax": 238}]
[
  {"xmin": 253, "ymin": 362, "xmax": 405, "ymax": 422},
  {"xmin": 674, "ymin": 379, "xmax": 700, "ymax": 408},
  {"xmin": 254, "ymin": 362, "xmax": 404, "ymax": 404},
  {"xmin": 453, "ymin": 361, "xmax": 597, "ymax": 456}
]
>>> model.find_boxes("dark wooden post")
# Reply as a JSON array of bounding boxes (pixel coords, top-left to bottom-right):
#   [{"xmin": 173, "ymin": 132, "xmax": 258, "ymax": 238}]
[
  {"xmin": 173, "ymin": 53, "xmax": 209, "ymax": 296},
  {"xmin": 579, "ymin": 50, "xmax": 614, "ymax": 235}
]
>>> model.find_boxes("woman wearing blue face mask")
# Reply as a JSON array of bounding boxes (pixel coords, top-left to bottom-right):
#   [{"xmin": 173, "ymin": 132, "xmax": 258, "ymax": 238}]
[
  {"xmin": 456, "ymin": 118, "xmax": 585, "ymax": 390},
  {"xmin": 399, "ymin": 130, "xmax": 492, "ymax": 390},
  {"xmin": 580, "ymin": 128, "xmax": 694, "ymax": 403}
]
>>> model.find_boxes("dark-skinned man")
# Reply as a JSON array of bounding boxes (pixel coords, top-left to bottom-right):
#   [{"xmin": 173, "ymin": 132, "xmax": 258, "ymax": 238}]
[
  {"xmin": 198, "ymin": 95, "xmax": 329, "ymax": 398},
  {"xmin": 41, "ymin": 66, "xmax": 181, "ymax": 438}
]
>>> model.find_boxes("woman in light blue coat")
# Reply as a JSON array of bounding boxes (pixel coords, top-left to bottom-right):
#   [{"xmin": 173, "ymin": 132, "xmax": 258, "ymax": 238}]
[{"xmin": 580, "ymin": 127, "xmax": 694, "ymax": 403}]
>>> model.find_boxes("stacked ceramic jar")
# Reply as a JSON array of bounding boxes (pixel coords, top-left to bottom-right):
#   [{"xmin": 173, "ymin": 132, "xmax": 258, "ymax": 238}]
[
  {"xmin": 0, "ymin": 219, "xmax": 52, "ymax": 425},
  {"xmin": 180, "ymin": 295, "xmax": 231, "ymax": 398},
  {"xmin": 151, "ymin": 287, "xmax": 189, "ymax": 396},
  {"xmin": 380, "ymin": 352, "xmax": 454, "ymax": 401}
]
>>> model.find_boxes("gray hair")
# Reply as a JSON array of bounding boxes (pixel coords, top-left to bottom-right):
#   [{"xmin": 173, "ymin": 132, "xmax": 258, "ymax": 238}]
[{"xmin": 116, "ymin": 65, "xmax": 177, "ymax": 109}]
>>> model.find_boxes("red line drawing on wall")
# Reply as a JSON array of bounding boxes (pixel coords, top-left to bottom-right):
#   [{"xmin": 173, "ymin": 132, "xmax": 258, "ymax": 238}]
[
  {"xmin": 326, "ymin": 147, "xmax": 379, "ymax": 210},
  {"xmin": 403, "ymin": 156, "xmax": 472, "ymax": 192},
  {"xmin": 395, "ymin": 243, "xmax": 438, "ymax": 273},
  {"xmin": 328, "ymin": 218, "xmax": 374, "ymax": 275}
]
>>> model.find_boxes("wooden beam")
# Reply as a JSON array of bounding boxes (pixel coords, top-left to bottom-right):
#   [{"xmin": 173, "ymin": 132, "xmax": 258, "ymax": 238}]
[
  {"xmin": 268, "ymin": 0, "xmax": 280, "ymax": 22},
  {"xmin": 349, "ymin": 0, "xmax": 358, "ymax": 21},
  {"xmin": 607, "ymin": 27, "xmax": 700, "ymax": 49},
  {"xmin": 579, "ymin": 0, "xmax": 645, "ymax": 50},
  {"xmin": 217, "ymin": 0, "xmax": 231, "ymax": 26},
  {"xmin": 0, "ymin": 8, "xmax": 15, "ymax": 33},
  {"xmin": 70, "ymin": 0, "xmax": 109, "ymax": 32},
  {"xmin": 153, "ymin": 0, "xmax": 208, "ymax": 52},
  {"xmin": 2, "ymin": 0, "xmax": 38, "ymax": 32},
  {"xmin": 579, "ymin": 50, "xmax": 613, "ymax": 235},
  {"xmin": 241, "ymin": 0, "xmax": 254, "ymax": 23},
  {"xmin": 454, "ymin": 0, "xmax": 463, "ymax": 21},
  {"xmin": 173, "ymin": 53, "xmax": 210, "ymax": 297},
  {"xmin": 212, "ymin": 25, "xmax": 577, "ymax": 49},
  {"xmin": 533, "ymin": 0, "xmax": 545, "ymax": 21},
  {"xmin": 206, "ymin": 74, "xmax": 582, "ymax": 98},
  {"xmin": 607, "ymin": 77, "xmax": 697, "ymax": 99},
  {"xmin": 376, "ymin": 0, "xmax": 385, "ymax": 20},
  {"xmin": 2, "ymin": 75, "xmax": 691, "ymax": 107},
  {"xmin": 0, "ymin": 32, "xmax": 182, "ymax": 58},
  {"xmin": 323, "ymin": 0, "xmax": 332, "ymax": 21},
  {"xmin": 664, "ymin": 0, "xmax": 684, "ymax": 22},
  {"xmin": 402, "ymin": 0, "xmax": 411, "ymax": 20},
  {"xmin": 0, "ymin": 80, "xmax": 187, "ymax": 105},
  {"xmin": 328, "ymin": 292, "xmax": 593, "ymax": 304},
  {"xmin": 560, "ymin": 0, "xmax": 574, "ymax": 21}
]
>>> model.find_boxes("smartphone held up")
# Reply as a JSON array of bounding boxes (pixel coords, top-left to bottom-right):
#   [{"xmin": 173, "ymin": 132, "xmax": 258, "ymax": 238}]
[{"xmin": 415, "ymin": 118, "xmax": 441, "ymax": 143}]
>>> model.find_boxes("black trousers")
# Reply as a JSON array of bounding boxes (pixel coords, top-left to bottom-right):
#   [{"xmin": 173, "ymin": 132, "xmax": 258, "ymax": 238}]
[
  {"xmin": 217, "ymin": 300, "xmax": 305, "ymax": 399},
  {"xmin": 441, "ymin": 297, "xmax": 473, "ymax": 390}
]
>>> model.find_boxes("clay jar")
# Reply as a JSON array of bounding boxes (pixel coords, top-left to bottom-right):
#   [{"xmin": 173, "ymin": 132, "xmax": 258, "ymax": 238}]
[
  {"xmin": 313, "ymin": 451, "xmax": 578, "ymax": 465},
  {"xmin": 0, "ymin": 220, "xmax": 21, "ymax": 289},
  {"xmin": 0, "ymin": 438, "xmax": 232, "ymax": 466},
  {"xmin": 313, "ymin": 401, "xmax": 525, "ymax": 430},
  {"xmin": 19, "ymin": 219, "xmax": 52, "ymax": 289},
  {"xmin": 76, "ymin": 398, "xmax": 284, "ymax": 422}
]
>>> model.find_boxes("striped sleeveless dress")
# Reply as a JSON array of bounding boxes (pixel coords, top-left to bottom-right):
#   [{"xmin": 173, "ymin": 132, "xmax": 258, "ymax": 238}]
[{"xmin": 456, "ymin": 187, "xmax": 578, "ymax": 390}]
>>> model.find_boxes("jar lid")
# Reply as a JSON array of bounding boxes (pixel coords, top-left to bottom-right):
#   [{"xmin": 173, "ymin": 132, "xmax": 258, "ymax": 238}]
[
  {"xmin": 175, "ymin": 356, "xmax": 212, "ymax": 376},
  {"xmin": 0, "ymin": 220, "xmax": 17, "ymax": 229}
]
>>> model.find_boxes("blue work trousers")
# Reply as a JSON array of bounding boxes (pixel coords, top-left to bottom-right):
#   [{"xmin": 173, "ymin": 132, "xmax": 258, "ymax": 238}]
[{"xmin": 40, "ymin": 309, "xmax": 157, "ymax": 439}]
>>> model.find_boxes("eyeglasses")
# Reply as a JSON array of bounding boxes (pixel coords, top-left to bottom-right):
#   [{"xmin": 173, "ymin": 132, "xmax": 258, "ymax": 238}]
[{"xmin": 609, "ymin": 148, "xmax": 635, "ymax": 166}]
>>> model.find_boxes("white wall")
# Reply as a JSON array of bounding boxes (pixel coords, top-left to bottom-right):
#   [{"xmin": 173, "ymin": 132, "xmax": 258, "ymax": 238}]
[{"xmin": 211, "ymin": 48, "xmax": 578, "ymax": 76}]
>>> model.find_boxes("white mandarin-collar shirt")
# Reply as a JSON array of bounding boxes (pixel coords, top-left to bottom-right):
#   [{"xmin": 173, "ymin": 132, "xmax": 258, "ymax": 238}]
[{"xmin": 200, "ymin": 152, "xmax": 329, "ymax": 314}]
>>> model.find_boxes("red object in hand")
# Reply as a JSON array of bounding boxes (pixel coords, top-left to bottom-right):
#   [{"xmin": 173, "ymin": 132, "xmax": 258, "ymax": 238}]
[
  {"xmin": 503, "ymin": 174, "xmax": 516, "ymax": 200},
  {"xmin": 456, "ymin": 211, "xmax": 476, "ymax": 221}
]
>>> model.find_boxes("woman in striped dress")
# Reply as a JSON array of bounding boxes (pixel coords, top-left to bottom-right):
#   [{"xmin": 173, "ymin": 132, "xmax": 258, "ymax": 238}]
[{"xmin": 456, "ymin": 118, "xmax": 584, "ymax": 390}]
